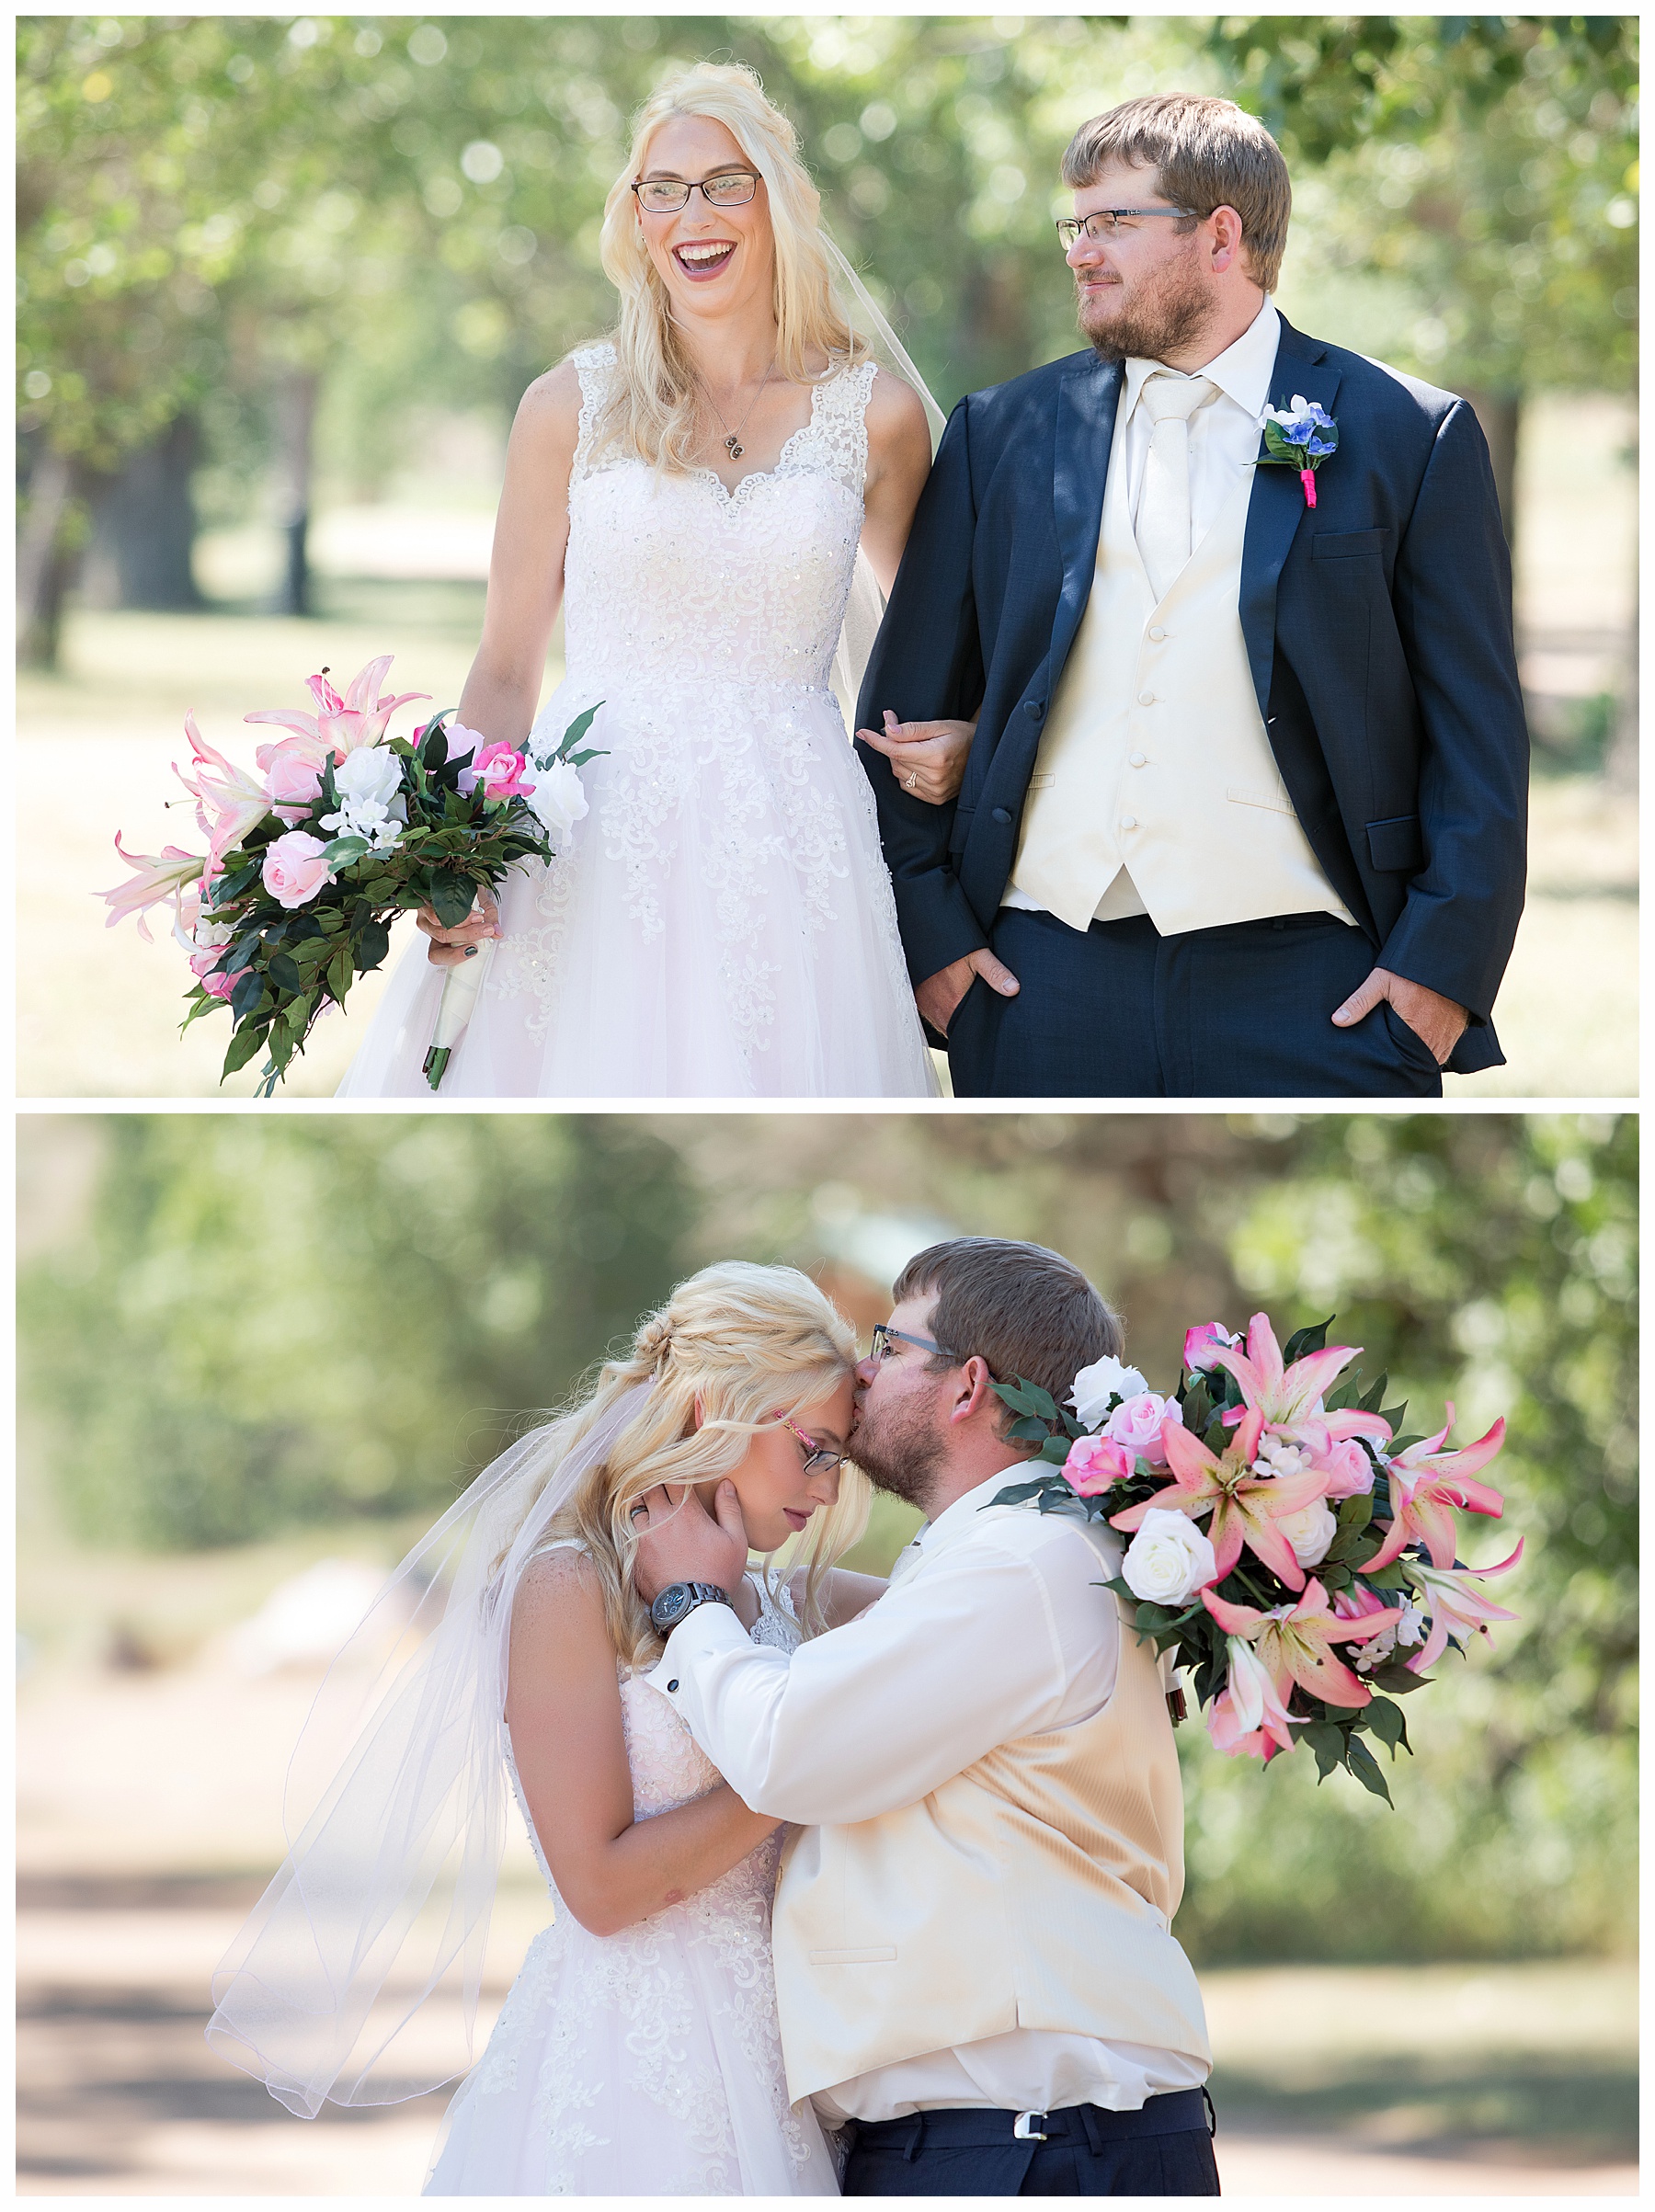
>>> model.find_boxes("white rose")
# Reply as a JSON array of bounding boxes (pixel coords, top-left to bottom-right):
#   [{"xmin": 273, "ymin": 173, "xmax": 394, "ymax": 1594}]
[
  {"xmin": 1121, "ymin": 1508, "xmax": 1217, "ymax": 1606},
  {"xmin": 331, "ymin": 744, "xmax": 405, "ymax": 812},
  {"xmin": 1070, "ymin": 1353, "xmax": 1149, "ymax": 1430},
  {"xmin": 531, "ymin": 756, "xmax": 590, "ymax": 843},
  {"xmin": 1273, "ymin": 1497, "xmax": 1338, "ymax": 1568}
]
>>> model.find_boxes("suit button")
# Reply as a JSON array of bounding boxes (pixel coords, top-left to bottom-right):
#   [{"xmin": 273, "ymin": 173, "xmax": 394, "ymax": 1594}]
[
  {"xmin": 667, "ymin": 1680, "xmax": 679, "ymax": 1693},
  {"xmin": 1148, "ymin": 625, "xmax": 1167, "ymax": 642},
  {"xmin": 991, "ymin": 806, "xmax": 1012, "ymax": 825},
  {"xmin": 1120, "ymin": 815, "xmax": 1137, "ymax": 830},
  {"xmin": 1025, "ymin": 700, "xmax": 1044, "ymax": 720},
  {"xmin": 1136, "ymin": 690, "xmax": 1155, "ymax": 705},
  {"xmin": 1128, "ymin": 751, "xmax": 1147, "ymax": 768}
]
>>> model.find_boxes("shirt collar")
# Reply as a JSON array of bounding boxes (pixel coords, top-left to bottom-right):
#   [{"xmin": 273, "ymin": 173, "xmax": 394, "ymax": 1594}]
[
  {"xmin": 904, "ymin": 1463, "xmax": 1039, "ymax": 1557},
  {"xmin": 1124, "ymin": 293, "xmax": 1280, "ymax": 422}
]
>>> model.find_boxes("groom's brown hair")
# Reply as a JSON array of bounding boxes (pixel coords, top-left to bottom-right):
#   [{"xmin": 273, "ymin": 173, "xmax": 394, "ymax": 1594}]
[{"xmin": 891, "ymin": 1237, "xmax": 1123, "ymax": 1443}]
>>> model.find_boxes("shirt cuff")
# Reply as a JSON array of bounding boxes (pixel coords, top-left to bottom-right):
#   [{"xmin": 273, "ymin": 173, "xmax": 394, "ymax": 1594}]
[{"xmin": 638, "ymin": 1594, "xmax": 751, "ymax": 1703}]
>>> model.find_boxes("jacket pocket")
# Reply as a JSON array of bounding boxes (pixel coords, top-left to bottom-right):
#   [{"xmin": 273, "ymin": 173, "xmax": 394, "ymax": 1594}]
[
  {"xmin": 1227, "ymin": 782, "xmax": 1296, "ymax": 816},
  {"xmin": 808, "ymin": 1946, "xmax": 899, "ymax": 1966},
  {"xmin": 1313, "ymin": 529, "xmax": 1389, "ymax": 560},
  {"xmin": 1365, "ymin": 813, "xmax": 1423, "ymax": 872}
]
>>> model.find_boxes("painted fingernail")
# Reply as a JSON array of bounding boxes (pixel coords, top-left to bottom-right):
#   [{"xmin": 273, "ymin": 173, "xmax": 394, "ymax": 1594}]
[{"xmin": 464, "ymin": 946, "xmax": 479, "ymax": 958}]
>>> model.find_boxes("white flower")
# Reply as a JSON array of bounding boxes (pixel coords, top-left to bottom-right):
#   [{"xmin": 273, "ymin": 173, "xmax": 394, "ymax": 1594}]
[
  {"xmin": 1253, "ymin": 1434, "xmax": 1313, "ymax": 1479},
  {"xmin": 1354, "ymin": 1625, "xmax": 1396, "ymax": 1671},
  {"xmin": 530, "ymin": 756, "xmax": 590, "ymax": 844},
  {"xmin": 1397, "ymin": 1594, "xmax": 1427, "ymax": 1647},
  {"xmin": 1121, "ymin": 1508, "xmax": 1217, "ymax": 1606},
  {"xmin": 331, "ymin": 744, "xmax": 405, "ymax": 813},
  {"xmin": 1273, "ymin": 1497, "xmax": 1338, "ymax": 1568},
  {"xmin": 1226, "ymin": 1636, "xmax": 1274, "ymax": 1730},
  {"xmin": 1070, "ymin": 1353, "xmax": 1148, "ymax": 1429}
]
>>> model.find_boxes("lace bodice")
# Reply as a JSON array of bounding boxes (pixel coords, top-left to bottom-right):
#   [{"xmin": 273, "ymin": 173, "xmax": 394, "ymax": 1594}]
[{"xmin": 563, "ymin": 341, "xmax": 875, "ymax": 692}]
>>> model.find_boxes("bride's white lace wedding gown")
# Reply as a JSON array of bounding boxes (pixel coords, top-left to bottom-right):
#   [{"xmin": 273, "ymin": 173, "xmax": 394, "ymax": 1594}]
[
  {"xmin": 425, "ymin": 1567, "xmax": 839, "ymax": 2196},
  {"xmin": 338, "ymin": 344, "xmax": 935, "ymax": 1099}
]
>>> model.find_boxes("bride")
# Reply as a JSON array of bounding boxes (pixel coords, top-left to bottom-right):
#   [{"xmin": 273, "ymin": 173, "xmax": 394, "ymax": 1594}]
[
  {"xmin": 337, "ymin": 63, "xmax": 969, "ymax": 1098},
  {"xmin": 206, "ymin": 1261, "xmax": 885, "ymax": 2194}
]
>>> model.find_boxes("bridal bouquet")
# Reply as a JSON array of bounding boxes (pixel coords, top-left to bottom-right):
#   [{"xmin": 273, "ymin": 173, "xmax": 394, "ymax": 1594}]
[
  {"xmin": 100, "ymin": 658, "xmax": 601, "ymax": 1094},
  {"xmin": 991, "ymin": 1313, "xmax": 1518, "ymax": 1803}
]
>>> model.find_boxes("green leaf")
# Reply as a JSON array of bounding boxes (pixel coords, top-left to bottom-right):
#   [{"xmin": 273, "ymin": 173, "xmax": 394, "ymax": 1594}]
[
  {"xmin": 1282, "ymin": 1316, "xmax": 1335, "ymax": 1363},
  {"xmin": 1040, "ymin": 1434, "xmax": 1076, "ymax": 1465},
  {"xmin": 553, "ymin": 700, "xmax": 603, "ymax": 759},
  {"xmin": 1361, "ymin": 1696, "xmax": 1412, "ymax": 1757},
  {"xmin": 323, "ymin": 836, "xmax": 370, "ymax": 870},
  {"xmin": 266, "ymin": 951, "xmax": 304, "ymax": 996},
  {"xmin": 1181, "ymin": 1378, "xmax": 1214, "ymax": 1432},
  {"xmin": 229, "ymin": 969, "xmax": 266, "ymax": 1021},
  {"xmin": 1379, "ymin": 1403, "xmax": 1410, "ymax": 1432},
  {"xmin": 1360, "ymin": 1659, "xmax": 1432, "ymax": 1695},
  {"xmin": 220, "ymin": 1022, "xmax": 266, "ymax": 1077},
  {"xmin": 1006, "ymin": 1415, "xmax": 1053, "ymax": 1443},
  {"xmin": 1358, "ymin": 1370, "xmax": 1390, "ymax": 1415},
  {"xmin": 987, "ymin": 1477, "xmax": 1061, "ymax": 1507},
  {"xmin": 356, "ymin": 918, "xmax": 392, "ymax": 971},
  {"xmin": 1343, "ymin": 1735, "xmax": 1395, "ymax": 1807},
  {"xmin": 1299, "ymin": 1719, "xmax": 1345, "ymax": 1781},
  {"xmin": 428, "ymin": 867, "xmax": 477, "ymax": 929},
  {"xmin": 1337, "ymin": 1490, "xmax": 1374, "ymax": 1532},
  {"xmin": 326, "ymin": 946, "xmax": 354, "ymax": 1002},
  {"xmin": 1362, "ymin": 1558, "xmax": 1412, "ymax": 1590}
]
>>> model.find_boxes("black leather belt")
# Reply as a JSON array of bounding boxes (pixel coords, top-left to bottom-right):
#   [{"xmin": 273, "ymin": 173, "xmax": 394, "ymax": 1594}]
[{"xmin": 846, "ymin": 2085, "xmax": 1214, "ymax": 2159}]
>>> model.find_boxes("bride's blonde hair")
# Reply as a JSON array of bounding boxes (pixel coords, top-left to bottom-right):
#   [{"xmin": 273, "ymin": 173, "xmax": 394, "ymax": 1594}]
[
  {"xmin": 589, "ymin": 61, "xmax": 870, "ymax": 474},
  {"xmin": 506, "ymin": 1260, "xmax": 868, "ymax": 1665}
]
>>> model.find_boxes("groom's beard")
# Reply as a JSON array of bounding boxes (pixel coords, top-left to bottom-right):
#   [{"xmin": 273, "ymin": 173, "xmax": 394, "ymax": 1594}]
[
  {"xmin": 1079, "ymin": 245, "xmax": 1215, "ymax": 365},
  {"xmin": 850, "ymin": 1391, "xmax": 949, "ymax": 1516}
]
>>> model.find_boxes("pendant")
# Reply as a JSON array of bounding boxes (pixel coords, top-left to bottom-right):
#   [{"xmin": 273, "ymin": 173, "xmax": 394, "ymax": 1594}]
[{"xmin": 725, "ymin": 435, "xmax": 742, "ymax": 458}]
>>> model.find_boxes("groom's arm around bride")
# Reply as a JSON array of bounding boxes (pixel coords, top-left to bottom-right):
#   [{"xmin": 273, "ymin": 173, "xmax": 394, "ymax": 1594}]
[
  {"xmin": 855, "ymin": 93, "xmax": 1528, "ymax": 1100},
  {"xmin": 635, "ymin": 1238, "xmax": 1219, "ymax": 2198}
]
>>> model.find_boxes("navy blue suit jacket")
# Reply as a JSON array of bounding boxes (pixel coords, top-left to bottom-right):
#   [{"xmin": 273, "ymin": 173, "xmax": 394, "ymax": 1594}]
[{"xmin": 854, "ymin": 314, "xmax": 1528, "ymax": 1074}]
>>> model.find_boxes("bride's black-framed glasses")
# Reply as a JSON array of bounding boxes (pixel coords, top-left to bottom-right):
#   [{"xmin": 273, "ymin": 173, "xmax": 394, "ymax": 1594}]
[
  {"xmin": 633, "ymin": 171, "xmax": 760, "ymax": 213},
  {"xmin": 778, "ymin": 1416, "xmax": 847, "ymax": 1478},
  {"xmin": 1056, "ymin": 205, "xmax": 1195, "ymax": 250}
]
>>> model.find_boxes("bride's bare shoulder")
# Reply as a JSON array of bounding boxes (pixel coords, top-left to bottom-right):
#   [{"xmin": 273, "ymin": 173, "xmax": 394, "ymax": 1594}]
[
  {"xmin": 508, "ymin": 358, "xmax": 586, "ymax": 457},
  {"xmin": 512, "ymin": 1540, "xmax": 606, "ymax": 1635}
]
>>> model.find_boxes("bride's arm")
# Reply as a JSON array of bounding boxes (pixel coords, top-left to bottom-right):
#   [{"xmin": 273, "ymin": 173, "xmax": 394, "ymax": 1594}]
[{"xmin": 505, "ymin": 1549, "xmax": 783, "ymax": 1939}]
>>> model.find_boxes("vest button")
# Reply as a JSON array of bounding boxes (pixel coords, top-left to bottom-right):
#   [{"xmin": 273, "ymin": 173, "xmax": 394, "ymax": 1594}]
[
  {"xmin": 1120, "ymin": 815, "xmax": 1138, "ymax": 830},
  {"xmin": 1148, "ymin": 625, "xmax": 1167, "ymax": 642},
  {"xmin": 1128, "ymin": 750, "xmax": 1147, "ymax": 768},
  {"xmin": 1025, "ymin": 700, "xmax": 1044, "ymax": 719},
  {"xmin": 1136, "ymin": 690, "xmax": 1155, "ymax": 706},
  {"xmin": 991, "ymin": 806, "xmax": 1012, "ymax": 825}
]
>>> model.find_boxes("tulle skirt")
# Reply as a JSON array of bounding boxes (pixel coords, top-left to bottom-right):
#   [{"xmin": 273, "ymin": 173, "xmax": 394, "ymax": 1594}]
[
  {"xmin": 337, "ymin": 673, "xmax": 935, "ymax": 1100},
  {"xmin": 425, "ymin": 1898, "xmax": 839, "ymax": 2196}
]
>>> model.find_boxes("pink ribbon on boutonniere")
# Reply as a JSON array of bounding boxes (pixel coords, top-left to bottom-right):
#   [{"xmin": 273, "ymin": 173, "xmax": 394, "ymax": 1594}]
[{"xmin": 1260, "ymin": 397, "xmax": 1339, "ymax": 508}]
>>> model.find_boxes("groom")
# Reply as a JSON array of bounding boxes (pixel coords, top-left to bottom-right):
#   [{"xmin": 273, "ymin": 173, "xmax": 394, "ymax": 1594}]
[
  {"xmin": 855, "ymin": 94, "xmax": 1528, "ymax": 1097},
  {"xmin": 634, "ymin": 1237, "xmax": 1218, "ymax": 2196}
]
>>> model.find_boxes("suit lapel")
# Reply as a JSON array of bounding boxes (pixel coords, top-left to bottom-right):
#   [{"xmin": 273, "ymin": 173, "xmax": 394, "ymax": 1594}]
[
  {"xmin": 1239, "ymin": 317, "xmax": 1342, "ymax": 721},
  {"xmin": 1048, "ymin": 353, "xmax": 1121, "ymax": 685}
]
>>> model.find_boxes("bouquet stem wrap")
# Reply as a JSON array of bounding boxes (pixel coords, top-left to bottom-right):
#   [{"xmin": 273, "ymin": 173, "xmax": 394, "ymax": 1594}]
[{"xmin": 424, "ymin": 937, "xmax": 494, "ymax": 1090}]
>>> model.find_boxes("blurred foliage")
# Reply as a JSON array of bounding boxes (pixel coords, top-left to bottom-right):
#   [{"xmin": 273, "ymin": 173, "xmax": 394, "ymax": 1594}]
[
  {"xmin": 17, "ymin": 15, "xmax": 1638, "ymax": 492},
  {"xmin": 17, "ymin": 1110, "xmax": 1635, "ymax": 1959},
  {"xmin": 20, "ymin": 1115, "xmax": 697, "ymax": 1546}
]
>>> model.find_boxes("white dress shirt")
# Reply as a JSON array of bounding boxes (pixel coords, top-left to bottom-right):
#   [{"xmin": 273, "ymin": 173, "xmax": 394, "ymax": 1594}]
[
  {"xmin": 647, "ymin": 1468, "xmax": 1209, "ymax": 2123},
  {"xmin": 1004, "ymin": 295, "xmax": 1284, "ymax": 924}
]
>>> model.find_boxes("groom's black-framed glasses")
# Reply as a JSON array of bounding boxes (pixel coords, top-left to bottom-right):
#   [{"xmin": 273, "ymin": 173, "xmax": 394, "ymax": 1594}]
[
  {"xmin": 1056, "ymin": 205, "xmax": 1196, "ymax": 250},
  {"xmin": 633, "ymin": 171, "xmax": 760, "ymax": 213},
  {"xmin": 870, "ymin": 1321, "xmax": 962, "ymax": 1367}
]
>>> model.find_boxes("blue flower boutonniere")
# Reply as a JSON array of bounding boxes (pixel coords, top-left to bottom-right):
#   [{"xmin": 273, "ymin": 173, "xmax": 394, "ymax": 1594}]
[{"xmin": 1260, "ymin": 396, "xmax": 1339, "ymax": 508}]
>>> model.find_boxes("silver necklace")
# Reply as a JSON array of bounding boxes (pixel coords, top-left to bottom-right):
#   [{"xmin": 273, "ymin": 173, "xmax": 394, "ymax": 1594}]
[{"xmin": 703, "ymin": 356, "xmax": 776, "ymax": 462}]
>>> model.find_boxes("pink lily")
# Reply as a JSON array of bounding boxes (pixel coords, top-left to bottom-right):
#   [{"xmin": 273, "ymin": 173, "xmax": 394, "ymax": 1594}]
[
  {"xmin": 1364, "ymin": 1406, "xmax": 1508, "ymax": 1570},
  {"xmin": 1406, "ymin": 1539, "xmax": 1524, "ymax": 1672},
  {"xmin": 97, "ymin": 836, "xmax": 205, "ymax": 941},
  {"xmin": 173, "ymin": 712, "xmax": 272, "ymax": 868},
  {"xmin": 1210, "ymin": 1311, "xmax": 1392, "ymax": 1451},
  {"xmin": 1208, "ymin": 1635, "xmax": 1299, "ymax": 1759},
  {"xmin": 1112, "ymin": 1407, "xmax": 1329, "ymax": 1591},
  {"xmin": 1204, "ymin": 1576, "xmax": 1402, "ymax": 1710},
  {"xmin": 243, "ymin": 655, "xmax": 427, "ymax": 759}
]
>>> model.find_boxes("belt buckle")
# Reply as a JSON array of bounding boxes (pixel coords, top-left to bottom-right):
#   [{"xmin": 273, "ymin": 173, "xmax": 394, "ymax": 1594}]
[{"xmin": 1012, "ymin": 2111, "xmax": 1049, "ymax": 2141}]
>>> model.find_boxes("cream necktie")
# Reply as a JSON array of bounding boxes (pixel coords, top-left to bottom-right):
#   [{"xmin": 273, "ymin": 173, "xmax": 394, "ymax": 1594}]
[{"xmin": 1135, "ymin": 372, "xmax": 1214, "ymax": 601}]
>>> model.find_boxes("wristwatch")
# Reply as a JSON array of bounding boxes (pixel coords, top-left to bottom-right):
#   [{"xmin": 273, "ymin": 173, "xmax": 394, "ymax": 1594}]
[{"xmin": 649, "ymin": 1580, "xmax": 735, "ymax": 1633}]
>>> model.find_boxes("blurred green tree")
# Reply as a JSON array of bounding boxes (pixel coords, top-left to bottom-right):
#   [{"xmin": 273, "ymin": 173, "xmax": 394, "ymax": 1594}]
[{"xmin": 19, "ymin": 1114, "xmax": 698, "ymax": 1546}]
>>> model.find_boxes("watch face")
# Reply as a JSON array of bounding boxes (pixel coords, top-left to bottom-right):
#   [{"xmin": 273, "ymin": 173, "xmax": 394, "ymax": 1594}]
[{"xmin": 656, "ymin": 1585, "xmax": 690, "ymax": 1625}]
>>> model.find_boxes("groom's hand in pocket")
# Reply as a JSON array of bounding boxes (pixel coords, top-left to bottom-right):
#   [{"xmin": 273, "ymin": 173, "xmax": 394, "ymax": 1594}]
[
  {"xmin": 1331, "ymin": 965, "xmax": 1467, "ymax": 1063},
  {"xmin": 418, "ymin": 884, "xmax": 501, "ymax": 969},
  {"xmin": 631, "ymin": 1480, "xmax": 749, "ymax": 1606},
  {"xmin": 916, "ymin": 948, "xmax": 1020, "ymax": 1038}
]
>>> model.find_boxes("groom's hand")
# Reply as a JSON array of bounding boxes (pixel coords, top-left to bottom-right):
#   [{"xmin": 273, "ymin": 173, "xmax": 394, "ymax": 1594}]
[
  {"xmin": 1332, "ymin": 966, "xmax": 1467, "ymax": 1063},
  {"xmin": 630, "ymin": 1481, "xmax": 749, "ymax": 1606},
  {"xmin": 916, "ymin": 948, "xmax": 1020, "ymax": 1038}
]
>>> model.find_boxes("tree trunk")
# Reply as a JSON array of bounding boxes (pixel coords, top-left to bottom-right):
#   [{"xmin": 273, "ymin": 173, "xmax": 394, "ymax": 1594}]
[
  {"xmin": 274, "ymin": 370, "xmax": 321, "ymax": 617},
  {"xmin": 17, "ymin": 444, "xmax": 84, "ymax": 670},
  {"xmin": 1464, "ymin": 388, "xmax": 1521, "ymax": 551},
  {"xmin": 80, "ymin": 414, "xmax": 205, "ymax": 610}
]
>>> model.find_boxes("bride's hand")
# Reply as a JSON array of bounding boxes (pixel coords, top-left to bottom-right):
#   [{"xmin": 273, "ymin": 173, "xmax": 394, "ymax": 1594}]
[
  {"xmin": 857, "ymin": 710, "xmax": 976, "ymax": 805},
  {"xmin": 629, "ymin": 1480, "xmax": 749, "ymax": 1605},
  {"xmin": 418, "ymin": 884, "xmax": 501, "ymax": 969}
]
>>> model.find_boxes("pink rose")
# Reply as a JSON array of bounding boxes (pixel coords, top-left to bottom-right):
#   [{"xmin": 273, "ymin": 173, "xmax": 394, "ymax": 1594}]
[
  {"xmin": 1317, "ymin": 1436, "xmax": 1376, "ymax": 1499},
  {"xmin": 262, "ymin": 740, "xmax": 325, "ymax": 822},
  {"xmin": 1062, "ymin": 1433, "xmax": 1134, "ymax": 1498},
  {"xmin": 261, "ymin": 830, "xmax": 334, "ymax": 910},
  {"xmin": 200, "ymin": 966, "xmax": 247, "ymax": 1002},
  {"xmin": 1184, "ymin": 1323, "xmax": 1240, "ymax": 1374},
  {"xmin": 1104, "ymin": 1390, "xmax": 1184, "ymax": 1466},
  {"xmin": 467, "ymin": 739, "xmax": 536, "ymax": 801}
]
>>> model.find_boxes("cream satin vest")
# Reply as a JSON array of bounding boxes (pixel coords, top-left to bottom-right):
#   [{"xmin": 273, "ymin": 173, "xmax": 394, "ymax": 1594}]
[
  {"xmin": 769, "ymin": 1514, "xmax": 1212, "ymax": 2104},
  {"xmin": 1009, "ymin": 410, "xmax": 1353, "ymax": 936}
]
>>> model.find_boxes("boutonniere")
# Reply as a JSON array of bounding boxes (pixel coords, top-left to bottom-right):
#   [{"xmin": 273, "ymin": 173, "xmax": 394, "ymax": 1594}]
[{"xmin": 1259, "ymin": 396, "xmax": 1339, "ymax": 508}]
